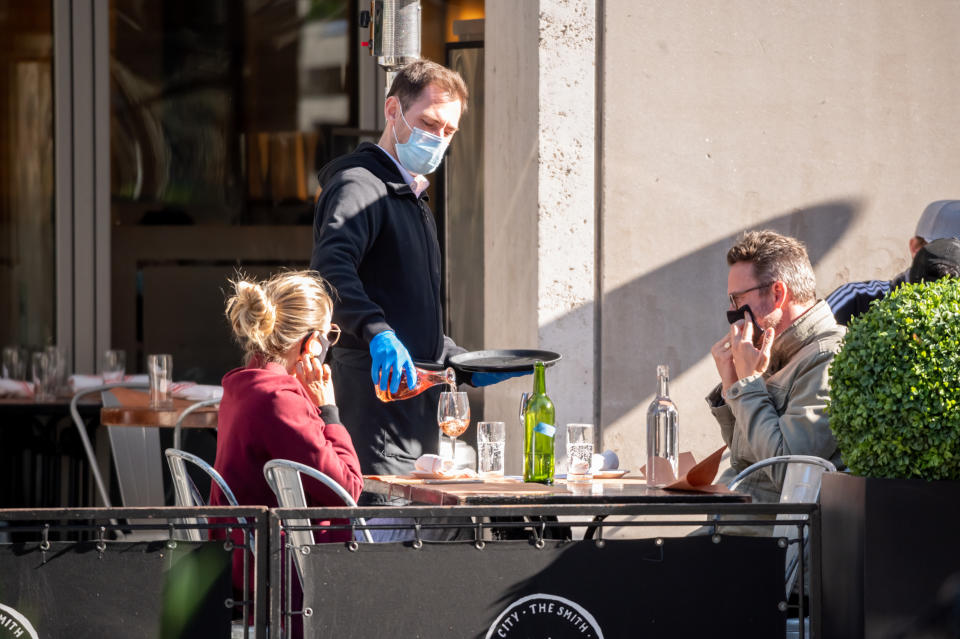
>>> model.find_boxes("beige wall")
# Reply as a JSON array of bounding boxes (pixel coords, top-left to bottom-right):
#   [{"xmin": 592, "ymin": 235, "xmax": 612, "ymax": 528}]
[{"xmin": 601, "ymin": 0, "xmax": 960, "ymax": 471}]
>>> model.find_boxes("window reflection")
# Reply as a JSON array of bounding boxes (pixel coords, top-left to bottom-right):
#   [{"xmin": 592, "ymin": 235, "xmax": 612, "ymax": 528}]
[
  {"xmin": 0, "ymin": 2, "xmax": 55, "ymax": 350},
  {"xmin": 109, "ymin": 0, "xmax": 357, "ymax": 226}
]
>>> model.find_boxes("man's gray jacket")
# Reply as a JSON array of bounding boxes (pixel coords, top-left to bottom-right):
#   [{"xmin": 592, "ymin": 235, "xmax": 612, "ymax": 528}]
[{"xmin": 706, "ymin": 300, "xmax": 846, "ymax": 502}]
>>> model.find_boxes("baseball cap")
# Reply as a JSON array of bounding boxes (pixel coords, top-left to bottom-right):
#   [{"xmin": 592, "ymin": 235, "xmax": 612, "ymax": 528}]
[
  {"xmin": 909, "ymin": 237, "xmax": 960, "ymax": 283},
  {"xmin": 915, "ymin": 200, "xmax": 960, "ymax": 241}
]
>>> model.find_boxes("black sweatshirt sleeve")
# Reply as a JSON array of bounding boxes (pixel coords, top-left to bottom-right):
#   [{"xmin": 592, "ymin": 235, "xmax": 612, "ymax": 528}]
[{"xmin": 311, "ymin": 172, "xmax": 393, "ymax": 344}]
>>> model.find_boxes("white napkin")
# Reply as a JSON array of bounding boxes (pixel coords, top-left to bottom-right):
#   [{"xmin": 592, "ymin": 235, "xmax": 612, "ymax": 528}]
[
  {"xmin": 170, "ymin": 382, "xmax": 223, "ymax": 401},
  {"xmin": 415, "ymin": 454, "xmax": 454, "ymax": 474},
  {"xmin": 69, "ymin": 374, "xmax": 104, "ymax": 393},
  {"xmin": 0, "ymin": 379, "xmax": 33, "ymax": 398},
  {"xmin": 590, "ymin": 450, "xmax": 620, "ymax": 473}
]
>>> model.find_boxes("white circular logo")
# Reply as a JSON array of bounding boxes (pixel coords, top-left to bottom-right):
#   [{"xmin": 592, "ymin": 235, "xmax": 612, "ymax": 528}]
[
  {"xmin": 485, "ymin": 593, "xmax": 603, "ymax": 639},
  {"xmin": 0, "ymin": 603, "xmax": 39, "ymax": 639}
]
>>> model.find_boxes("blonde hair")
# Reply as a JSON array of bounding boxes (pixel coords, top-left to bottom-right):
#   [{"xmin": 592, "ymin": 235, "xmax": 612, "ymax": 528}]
[{"xmin": 225, "ymin": 270, "xmax": 333, "ymax": 364}]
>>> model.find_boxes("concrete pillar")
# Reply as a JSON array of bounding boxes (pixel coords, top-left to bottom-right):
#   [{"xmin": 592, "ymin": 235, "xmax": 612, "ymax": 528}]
[{"xmin": 484, "ymin": 0, "xmax": 597, "ymax": 473}]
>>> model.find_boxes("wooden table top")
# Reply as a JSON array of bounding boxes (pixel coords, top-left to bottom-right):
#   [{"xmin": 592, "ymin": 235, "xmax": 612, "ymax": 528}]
[
  {"xmin": 362, "ymin": 475, "xmax": 749, "ymax": 506},
  {"xmin": 99, "ymin": 387, "xmax": 218, "ymax": 428}
]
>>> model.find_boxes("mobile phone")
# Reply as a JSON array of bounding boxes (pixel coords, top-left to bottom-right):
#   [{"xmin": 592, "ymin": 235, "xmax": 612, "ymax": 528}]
[
  {"xmin": 726, "ymin": 304, "xmax": 766, "ymax": 338},
  {"xmin": 301, "ymin": 332, "xmax": 327, "ymax": 361}
]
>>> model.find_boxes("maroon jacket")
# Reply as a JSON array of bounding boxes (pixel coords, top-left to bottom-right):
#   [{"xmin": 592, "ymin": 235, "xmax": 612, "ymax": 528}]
[{"xmin": 210, "ymin": 360, "xmax": 363, "ymax": 584}]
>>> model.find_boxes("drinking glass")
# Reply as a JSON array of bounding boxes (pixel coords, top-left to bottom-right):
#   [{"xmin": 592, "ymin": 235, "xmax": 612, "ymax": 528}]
[
  {"xmin": 45, "ymin": 345, "xmax": 69, "ymax": 397},
  {"xmin": 477, "ymin": 421, "xmax": 506, "ymax": 477},
  {"xmin": 148, "ymin": 353, "xmax": 174, "ymax": 409},
  {"xmin": 566, "ymin": 423, "xmax": 595, "ymax": 482},
  {"xmin": 101, "ymin": 349, "xmax": 127, "ymax": 383},
  {"xmin": 437, "ymin": 391, "xmax": 470, "ymax": 464},
  {"xmin": 2, "ymin": 346, "xmax": 26, "ymax": 380},
  {"xmin": 31, "ymin": 352, "xmax": 54, "ymax": 401}
]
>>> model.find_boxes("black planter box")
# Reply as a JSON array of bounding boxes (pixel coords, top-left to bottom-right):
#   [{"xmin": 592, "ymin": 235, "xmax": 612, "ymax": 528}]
[{"xmin": 821, "ymin": 472, "xmax": 960, "ymax": 638}]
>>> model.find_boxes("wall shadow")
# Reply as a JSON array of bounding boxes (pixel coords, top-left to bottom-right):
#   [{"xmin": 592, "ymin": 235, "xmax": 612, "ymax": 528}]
[{"xmin": 541, "ymin": 198, "xmax": 861, "ymax": 426}]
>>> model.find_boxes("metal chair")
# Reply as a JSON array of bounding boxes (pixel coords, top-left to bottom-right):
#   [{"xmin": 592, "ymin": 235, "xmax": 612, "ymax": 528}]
[
  {"xmin": 164, "ymin": 447, "xmax": 249, "ymax": 544},
  {"xmin": 70, "ymin": 381, "xmax": 150, "ymax": 508},
  {"xmin": 263, "ymin": 459, "xmax": 372, "ymax": 581},
  {"xmin": 727, "ymin": 454, "xmax": 836, "ymax": 639},
  {"xmin": 173, "ymin": 397, "xmax": 220, "ymax": 450}
]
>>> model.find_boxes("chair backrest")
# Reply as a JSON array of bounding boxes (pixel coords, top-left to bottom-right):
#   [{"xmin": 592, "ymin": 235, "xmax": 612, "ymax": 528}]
[
  {"xmin": 727, "ymin": 454, "xmax": 836, "ymax": 596},
  {"xmin": 263, "ymin": 459, "xmax": 372, "ymax": 582},
  {"xmin": 164, "ymin": 448, "xmax": 246, "ymax": 543},
  {"xmin": 173, "ymin": 398, "xmax": 221, "ymax": 450}
]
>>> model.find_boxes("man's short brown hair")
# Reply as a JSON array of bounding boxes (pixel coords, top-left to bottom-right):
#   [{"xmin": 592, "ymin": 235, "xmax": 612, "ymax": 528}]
[
  {"xmin": 727, "ymin": 230, "xmax": 817, "ymax": 304},
  {"xmin": 387, "ymin": 59, "xmax": 469, "ymax": 114}
]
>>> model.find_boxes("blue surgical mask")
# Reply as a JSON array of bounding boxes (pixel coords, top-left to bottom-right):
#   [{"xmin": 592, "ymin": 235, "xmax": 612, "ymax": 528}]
[{"xmin": 392, "ymin": 103, "xmax": 449, "ymax": 176}]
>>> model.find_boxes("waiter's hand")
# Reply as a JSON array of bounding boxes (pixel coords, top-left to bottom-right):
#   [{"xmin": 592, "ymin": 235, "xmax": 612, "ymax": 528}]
[
  {"xmin": 731, "ymin": 313, "xmax": 775, "ymax": 381},
  {"xmin": 370, "ymin": 330, "xmax": 417, "ymax": 394},
  {"xmin": 296, "ymin": 353, "xmax": 336, "ymax": 406}
]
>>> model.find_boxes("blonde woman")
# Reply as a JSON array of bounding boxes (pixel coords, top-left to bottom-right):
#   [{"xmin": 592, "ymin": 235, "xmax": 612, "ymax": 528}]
[{"xmin": 212, "ymin": 270, "xmax": 362, "ymax": 541}]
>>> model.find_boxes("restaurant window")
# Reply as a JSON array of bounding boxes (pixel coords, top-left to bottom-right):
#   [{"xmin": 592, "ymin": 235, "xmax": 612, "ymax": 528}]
[
  {"xmin": 0, "ymin": 2, "xmax": 56, "ymax": 353},
  {"xmin": 108, "ymin": 0, "xmax": 361, "ymax": 382}
]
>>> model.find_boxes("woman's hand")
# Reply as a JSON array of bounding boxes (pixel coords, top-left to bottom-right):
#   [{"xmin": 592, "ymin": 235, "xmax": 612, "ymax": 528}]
[{"xmin": 296, "ymin": 352, "xmax": 336, "ymax": 407}]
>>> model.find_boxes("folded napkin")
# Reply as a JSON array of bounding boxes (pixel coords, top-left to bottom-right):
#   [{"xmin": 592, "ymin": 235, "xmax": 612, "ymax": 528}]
[
  {"xmin": 415, "ymin": 454, "xmax": 453, "ymax": 473},
  {"xmin": 413, "ymin": 454, "xmax": 477, "ymax": 479},
  {"xmin": 170, "ymin": 382, "xmax": 223, "ymax": 401},
  {"xmin": 589, "ymin": 450, "xmax": 620, "ymax": 474},
  {"xmin": 68, "ymin": 373, "xmax": 151, "ymax": 393},
  {"xmin": 0, "ymin": 379, "xmax": 34, "ymax": 398}
]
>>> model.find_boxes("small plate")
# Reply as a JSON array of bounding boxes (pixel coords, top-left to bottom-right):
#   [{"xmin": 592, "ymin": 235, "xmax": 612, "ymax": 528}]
[
  {"xmin": 593, "ymin": 469, "xmax": 629, "ymax": 479},
  {"xmin": 448, "ymin": 349, "xmax": 562, "ymax": 373}
]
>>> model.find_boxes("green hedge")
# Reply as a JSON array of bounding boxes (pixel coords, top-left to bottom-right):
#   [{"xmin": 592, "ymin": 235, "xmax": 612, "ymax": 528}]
[{"xmin": 828, "ymin": 278, "xmax": 960, "ymax": 480}]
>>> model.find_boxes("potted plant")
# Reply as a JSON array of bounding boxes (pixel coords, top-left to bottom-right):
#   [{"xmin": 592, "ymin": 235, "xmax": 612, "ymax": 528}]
[{"xmin": 821, "ymin": 277, "xmax": 960, "ymax": 639}]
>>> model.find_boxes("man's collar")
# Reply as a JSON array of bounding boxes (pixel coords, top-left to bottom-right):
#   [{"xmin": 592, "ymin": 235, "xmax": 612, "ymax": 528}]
[
  {"xmin": 767, "ymin": 300, "xmax": 835, "ymax": 370},
  {"xmin": 375, "ymin": 144, "xmax": 430, "ymax": 197}
]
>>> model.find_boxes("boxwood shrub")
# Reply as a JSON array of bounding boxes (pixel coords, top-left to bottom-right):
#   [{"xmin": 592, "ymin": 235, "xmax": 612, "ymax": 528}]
[{"xmin": 828, "ymin": 277, "xmax": 960, "ymax": 480}]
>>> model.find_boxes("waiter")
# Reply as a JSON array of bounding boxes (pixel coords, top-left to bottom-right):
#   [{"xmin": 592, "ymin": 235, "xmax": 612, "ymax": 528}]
[{"xmin": 311, "ymin": 60, "xmax": 519, "ymax": 504}]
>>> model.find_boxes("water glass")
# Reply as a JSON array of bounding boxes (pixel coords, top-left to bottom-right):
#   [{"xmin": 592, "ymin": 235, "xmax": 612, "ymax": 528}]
[
  {"xmin": 2, "ymin": 346, "xmax": 26, "ymax": 380},
  {"xmin": 101, "ymin": 349, "xmax": 127, "ymax": 383},
  {"xmin": 148, "ymin": 353, "xmax": 174, "ymax": 409},
  {"xmin": 45, "ymin": 345, "xmax": 69, "ymax": 396},
  {"xmin": 566, "ymin": 423, "xmax": 595, "ymax": 481},
  {"xmin": 477, "ymin": 421, "xmax": 506, "ymax": 477},
  {"xmin": 31, "ymin": 352, "xmax": 55, "ymax": 401}
]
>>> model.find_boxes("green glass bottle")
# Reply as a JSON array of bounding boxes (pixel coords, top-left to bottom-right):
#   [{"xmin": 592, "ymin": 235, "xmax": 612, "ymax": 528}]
[{"xmin": 523, "ymin": 361, "xmax": 556, "ymax": 484}]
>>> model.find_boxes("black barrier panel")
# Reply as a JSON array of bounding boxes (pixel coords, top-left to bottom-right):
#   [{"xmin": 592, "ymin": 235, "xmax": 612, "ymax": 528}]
[
  {"xmin": 0, "ymin": 540, "xmax": 232, "ymax": 639},
  {"xmin": 298, "ymin": 536, "xmax": 785, "ymax": 638}
]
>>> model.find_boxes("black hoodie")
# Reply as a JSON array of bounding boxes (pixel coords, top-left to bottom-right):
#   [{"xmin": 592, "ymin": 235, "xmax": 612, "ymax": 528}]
[{"xmin": 311, "ymin": 142, "xmax": 456, "ymax": 363}]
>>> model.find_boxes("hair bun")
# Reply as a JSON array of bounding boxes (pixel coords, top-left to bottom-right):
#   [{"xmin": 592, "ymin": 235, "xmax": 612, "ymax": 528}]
[{"xmin": 228, "ymin": 279, "xmax": 277, "ymax": 348}]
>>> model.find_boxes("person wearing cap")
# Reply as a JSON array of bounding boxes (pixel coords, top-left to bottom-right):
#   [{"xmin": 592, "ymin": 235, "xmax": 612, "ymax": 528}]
[
  {"xmin": 826, "ymin": 200, "xmax": 960, "ymax": 325},
  {"xmin": 910, "ymin": 237, "xmax": 960, "ymax": 283}
]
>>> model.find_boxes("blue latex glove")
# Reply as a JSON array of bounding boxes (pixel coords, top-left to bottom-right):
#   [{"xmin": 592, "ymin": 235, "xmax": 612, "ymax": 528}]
[
  {"xmin": 471, "ymin": 370, "xmax": 532, "ymax": 387},
  {"xmin": 369, "ymin": 331, "xmax": 417, "ymax": 394}
]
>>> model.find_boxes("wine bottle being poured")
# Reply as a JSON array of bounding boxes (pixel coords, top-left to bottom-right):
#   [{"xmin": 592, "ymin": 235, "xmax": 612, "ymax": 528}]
[{"xmin": 375, "ymin": 366, "xmax": 457, "ymax": 402}]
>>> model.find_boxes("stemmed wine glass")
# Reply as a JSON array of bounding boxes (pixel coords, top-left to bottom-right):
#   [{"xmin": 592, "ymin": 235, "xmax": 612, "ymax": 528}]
[{"xmin": 437, "ymin": 391, "xmax": 470, "ymax": 466}]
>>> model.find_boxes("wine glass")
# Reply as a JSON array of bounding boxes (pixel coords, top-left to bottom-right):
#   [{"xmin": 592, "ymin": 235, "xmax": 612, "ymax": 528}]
[{"xmin": 437, "ymin": 391, "xmax": 470, "ymax": 466}]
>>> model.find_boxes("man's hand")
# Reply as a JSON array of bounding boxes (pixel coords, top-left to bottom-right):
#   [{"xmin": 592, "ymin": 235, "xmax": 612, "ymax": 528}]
[
  {"xmin": 730, "ymin": 311, "xmax": 775, "ymax": 381},
  {"xmin": 369, "ymin": 330, "xmax": 417, "ymax": 394},
  {"xmin": 296, "ymin": 355, "xmax": 336, "ymax": 406},
  {"xmin": 711, "ymin": 333, "xmax": 740, "ymax": 394}
]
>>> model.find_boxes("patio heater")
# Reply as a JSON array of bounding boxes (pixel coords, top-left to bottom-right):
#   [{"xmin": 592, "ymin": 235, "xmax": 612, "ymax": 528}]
[{"xmin": 360, "ymin": 0, "xmax": 422, "ymax": 93}]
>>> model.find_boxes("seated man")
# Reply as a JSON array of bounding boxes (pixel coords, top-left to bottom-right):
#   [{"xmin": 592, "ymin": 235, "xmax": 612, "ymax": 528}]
[
  {"xmin": 707, "ymin": 230, "xmax": 845, "ymax": 503},
  {"xmin": 827, "ymin": 200, "xmax": 960, "ymax": 324}
]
